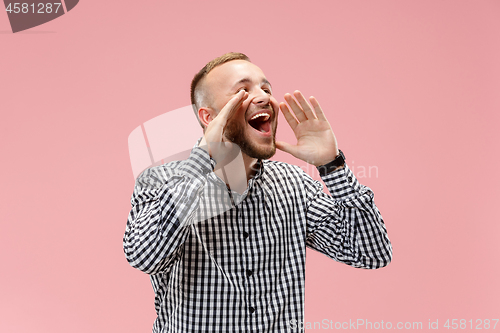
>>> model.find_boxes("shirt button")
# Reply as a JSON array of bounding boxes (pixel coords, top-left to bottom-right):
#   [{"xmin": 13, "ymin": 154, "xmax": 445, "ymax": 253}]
[
  {"xmin": 249, "ymin": 306, "xmax": 255, "ymax": 313},
  {"xmin": 243, "ymin": 231, "xmax": 249, "ymax": 239},
  {"xmin": 246, "ymin": 269, "xmax": 253, "ymax": 277},
  {"xmin": 348, "ymin": 176, "xmax": 353, "ymax": 182}
]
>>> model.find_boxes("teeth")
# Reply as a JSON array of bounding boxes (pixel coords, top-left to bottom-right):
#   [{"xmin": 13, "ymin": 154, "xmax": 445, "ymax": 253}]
[{"xmin": 250, "ymin": 113, "xmax": 270, "ymax": 121}]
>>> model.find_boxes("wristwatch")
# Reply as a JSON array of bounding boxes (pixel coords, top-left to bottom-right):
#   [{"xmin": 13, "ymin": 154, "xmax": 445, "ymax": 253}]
[{"xmin": 317, "ymin": 150, "xmax": 345, "ymax": 176}]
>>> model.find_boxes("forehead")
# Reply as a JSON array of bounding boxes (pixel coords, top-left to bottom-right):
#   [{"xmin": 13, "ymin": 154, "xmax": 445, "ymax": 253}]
[{"xmin": 205, "ymin": 60, "xmax": 267, "ymax": 89}]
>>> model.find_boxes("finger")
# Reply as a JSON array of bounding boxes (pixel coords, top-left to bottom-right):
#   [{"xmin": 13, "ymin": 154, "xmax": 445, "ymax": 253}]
[
  {"xmin": 284, "ymin": 93, "xmax": 307, "ymax": 123},
  {"xmin": 279, "ymin": 102, "xmax": 298, "ymax": 130},
  {"xmin": 215, "ymin": 90, "xmax": 248, "ymax": 125},
  {"xmin": 293, "ymin": 90, "xmax": 317, "ymax": 120},
  {"xmin": 275, "ymin": 141, "xmax": 298, "ymax": 157},
  {"xmin": 309, "ymin": 96, "xmax": 328, "ymax": 121}
]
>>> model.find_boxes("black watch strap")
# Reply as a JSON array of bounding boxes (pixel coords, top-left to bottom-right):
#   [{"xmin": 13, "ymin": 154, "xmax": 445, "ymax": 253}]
[{"xmin": 317, "ymin": 150, "xmax": 345, "ymax": 176}]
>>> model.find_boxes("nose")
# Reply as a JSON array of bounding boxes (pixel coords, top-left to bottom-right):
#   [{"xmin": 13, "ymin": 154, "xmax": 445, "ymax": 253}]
[{"xmin": 250, "ymin": 88, "xmax": 271, "ymax": 106}]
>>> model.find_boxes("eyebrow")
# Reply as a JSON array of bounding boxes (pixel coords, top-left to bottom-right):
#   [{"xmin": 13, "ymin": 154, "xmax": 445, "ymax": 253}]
[{"xmin": 231, "ymin": 78, "xmax": 273, "ymax": 89}]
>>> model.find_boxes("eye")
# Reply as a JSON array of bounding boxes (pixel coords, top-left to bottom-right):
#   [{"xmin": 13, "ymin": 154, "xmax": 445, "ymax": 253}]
[
  {"xmin": 237, "ymin": 87, "xmax": 248, "ymax": 93},
  {"xmin": 262, "ymin": 88, "xmax": 272, "ymax": 95}
]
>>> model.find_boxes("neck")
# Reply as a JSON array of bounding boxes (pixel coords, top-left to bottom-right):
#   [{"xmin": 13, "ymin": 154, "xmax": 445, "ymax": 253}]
[{"xmin": 214, "ymin": 151, "xmax": 258, "ymax": 194}]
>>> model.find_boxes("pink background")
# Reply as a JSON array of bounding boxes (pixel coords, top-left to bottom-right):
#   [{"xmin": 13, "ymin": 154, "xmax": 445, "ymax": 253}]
[{"xmin": 1, "ymin": 1, "xmax": 499, "ymax": 332}]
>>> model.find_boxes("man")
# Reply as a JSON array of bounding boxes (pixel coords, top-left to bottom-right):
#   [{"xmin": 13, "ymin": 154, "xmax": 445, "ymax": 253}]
[{"xmin": 124, "ymin": 52, "xmax": 392, "ymax": 332}]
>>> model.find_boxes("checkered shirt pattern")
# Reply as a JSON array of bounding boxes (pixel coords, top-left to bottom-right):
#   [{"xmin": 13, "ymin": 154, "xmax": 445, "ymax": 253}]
[{"xmin": 124, "ymin": 146, "xmax": 392, "ymax": 333}]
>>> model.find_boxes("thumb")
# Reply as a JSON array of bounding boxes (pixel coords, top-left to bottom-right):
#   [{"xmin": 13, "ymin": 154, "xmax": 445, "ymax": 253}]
[{"xmin": 275, "ymin": 141, "xmax": 298, "ymax": 157}]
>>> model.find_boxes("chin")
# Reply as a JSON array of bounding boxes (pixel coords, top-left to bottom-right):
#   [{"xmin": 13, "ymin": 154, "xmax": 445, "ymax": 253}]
[
  {"xmin": 242, "ymin": 140, "xmax": 276, "ymax": 160},
  {"xmin": 225, "ymin": 117, "xmax": 277, "ymax": 160}
]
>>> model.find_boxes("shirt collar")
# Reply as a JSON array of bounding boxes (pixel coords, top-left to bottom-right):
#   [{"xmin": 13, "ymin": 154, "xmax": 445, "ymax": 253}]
[
  {"xmin": 252, "ymin": 159, "xmax": 265, "ymax": 180},
  {"xmin": 195, "ymin": 137, "xmax": 266, "ymax": 180}
]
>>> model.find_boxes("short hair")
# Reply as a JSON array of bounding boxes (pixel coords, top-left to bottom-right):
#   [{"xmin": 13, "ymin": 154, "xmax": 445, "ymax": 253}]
[{"xmin": 190, "ymin": 52, "xmax": 251, "ymax": 128}]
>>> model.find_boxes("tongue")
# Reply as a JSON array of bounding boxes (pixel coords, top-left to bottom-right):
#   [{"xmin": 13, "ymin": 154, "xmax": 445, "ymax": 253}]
[
  {"xmin": 259, "ymin": 120, "xmax": 270, "ymax": 133},
  {"xmin": 249, "ymin": 118, "xmax": 270, "ymax": 133}
]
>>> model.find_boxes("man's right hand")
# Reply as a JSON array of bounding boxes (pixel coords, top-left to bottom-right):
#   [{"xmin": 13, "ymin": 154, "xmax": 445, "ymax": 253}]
[{"xmin": 199, "ymin": 90, "xmax": 248, "ymax": 163}]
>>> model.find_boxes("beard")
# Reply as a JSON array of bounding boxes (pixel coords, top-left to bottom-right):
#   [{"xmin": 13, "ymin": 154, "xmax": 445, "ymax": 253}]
[{"xmin": 224, "ymin": 113, "xmax": 277, "ymax": 160}]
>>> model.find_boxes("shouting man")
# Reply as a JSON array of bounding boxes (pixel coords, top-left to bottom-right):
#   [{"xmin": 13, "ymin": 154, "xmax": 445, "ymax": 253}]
[{"xmin": 124, "ymin": 52, "xmax": 392, "ymax": 333}]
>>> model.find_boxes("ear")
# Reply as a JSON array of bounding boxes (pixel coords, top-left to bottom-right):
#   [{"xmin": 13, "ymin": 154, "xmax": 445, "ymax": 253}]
[{"xmin": 198, "ymin": 107, "xmax": 215, "ymax": 128}]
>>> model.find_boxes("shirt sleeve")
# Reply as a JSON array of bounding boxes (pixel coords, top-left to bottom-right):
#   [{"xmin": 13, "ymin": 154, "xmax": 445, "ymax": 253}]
[
  {"xmin": 123, "ymin": 147, "xmax": 216, "ymax": 275},
  {"xmin": 304, "ymin": 164, "xmax": 393, "ymax": 269}
]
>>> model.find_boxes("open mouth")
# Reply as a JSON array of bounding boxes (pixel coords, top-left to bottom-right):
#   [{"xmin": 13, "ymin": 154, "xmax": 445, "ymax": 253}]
[{"xmin": 248, "ymin": 112, "xmax": 271, "ymax": 134}]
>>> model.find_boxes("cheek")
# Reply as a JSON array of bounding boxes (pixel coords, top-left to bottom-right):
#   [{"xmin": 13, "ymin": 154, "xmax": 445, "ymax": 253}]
[
  {"xmin": 227, "ymin": 104, "xmax": 248, "ymax": 125},
  {"xmin": 270, "ymin": 97, "xmax": 280, "ymax": 110},
  {"xmin": 236, "ymin": 101, "xmax": 251, "ymax": 120},
  {"xmin": 241, "ymin": 99, "xmax": 252, "ymax": 111}
]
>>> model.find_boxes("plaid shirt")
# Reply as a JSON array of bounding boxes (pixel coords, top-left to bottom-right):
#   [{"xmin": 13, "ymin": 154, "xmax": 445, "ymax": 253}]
[{"xmin": 124, "ymin": 146, "xmax": 392, "ymax": 333}]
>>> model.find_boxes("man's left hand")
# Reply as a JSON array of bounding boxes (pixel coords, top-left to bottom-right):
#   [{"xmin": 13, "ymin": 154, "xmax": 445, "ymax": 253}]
[{"xmin": 276, "ymin": 91, "xmax": 339, "ymax": 167}]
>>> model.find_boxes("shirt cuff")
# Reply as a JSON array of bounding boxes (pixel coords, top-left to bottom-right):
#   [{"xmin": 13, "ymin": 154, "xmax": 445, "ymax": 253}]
[{"xmin": 320, "ymin": 164, "xmax": 362, "ymax": 200}]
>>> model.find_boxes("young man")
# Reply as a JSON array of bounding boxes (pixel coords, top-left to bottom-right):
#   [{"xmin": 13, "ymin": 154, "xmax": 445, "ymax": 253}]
[{"xmin": 124, "ymin": 52, "xmax": 392, "ymax": 333}]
